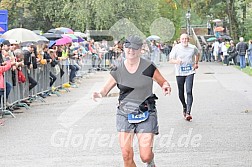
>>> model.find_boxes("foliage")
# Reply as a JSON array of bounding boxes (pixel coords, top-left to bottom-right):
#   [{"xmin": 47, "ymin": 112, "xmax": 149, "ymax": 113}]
[
  {"xmin": 190, "ymin": 0, "xmax": 252, "ymax": 41},
  {"xmin": 1, "ymin": 0, "xmax": 252, "ymax": 42}
]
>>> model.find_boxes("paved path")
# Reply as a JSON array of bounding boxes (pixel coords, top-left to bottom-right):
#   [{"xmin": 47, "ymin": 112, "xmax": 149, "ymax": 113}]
[{"xmin": 0, "ymin": 62, "xmax": 252, "ymax": 167}]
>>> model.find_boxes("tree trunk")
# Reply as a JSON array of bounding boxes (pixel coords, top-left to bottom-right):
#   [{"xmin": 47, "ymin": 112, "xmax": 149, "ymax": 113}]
[
  {"xmin": 226, "ymin": 0, "xmax": 232, "ymax": 36},
  {"xmin": 229, "ymin": 0, "xmax": 239, "ymax": 40},
  {"xmin": 241, "ymin": 0, "xmax": 246, "ymax": 37}
]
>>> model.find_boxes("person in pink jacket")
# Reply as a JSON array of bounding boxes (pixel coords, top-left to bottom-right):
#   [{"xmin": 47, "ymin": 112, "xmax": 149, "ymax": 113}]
[
  {"xmin": 0, "ymin": 50, "xmax": 11, "ymax": 122},
  {"xmin": 0, "ymin": 50, "xmax": 11, "ymax": 93}
]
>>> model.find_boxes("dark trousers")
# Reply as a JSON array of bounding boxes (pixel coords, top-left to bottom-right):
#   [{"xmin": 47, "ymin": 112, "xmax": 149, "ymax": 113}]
[
  {"xmin": 0, "ymin": 82, "xmax": 12, "ymax": 104},
  {"xmin": 28, "ymin": 75, "xmax": 37, "ymax": 91},
  {"xmin": 223, "ymin": 55, "xmax": 229, "ymax": 65},
  {"xmin": 69, "ymin": 65, "xmax": 80, "ymax": 82},
  {"xmin": 6, "ymin": 82, "xmax": 12, "ymax": 99},
  {"xmin": 239, "ymin": 55, "xmax": 246, "ymax": 69},
  {"xmin": 176, "ymin": 74, "xmax": 194, "ymax": 114},
  {"xmin": 228, "ymin": 55, "xmax": 237, "ymax": 65},
  {"xmin": 49, "ymin": 72, "xmax": 57, "ymax": 87},
  {"xmin": 208, "ymin": 28, "xmax": 211, "ymax": 35}
]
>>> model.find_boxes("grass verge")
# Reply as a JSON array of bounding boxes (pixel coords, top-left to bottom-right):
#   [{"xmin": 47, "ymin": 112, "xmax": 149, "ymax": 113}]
[{"xmin": 235, "ymin": 66, "xmax": 252, "ymax": 76}]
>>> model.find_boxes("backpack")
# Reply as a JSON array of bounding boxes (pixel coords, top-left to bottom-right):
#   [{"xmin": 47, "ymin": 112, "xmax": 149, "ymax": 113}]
[{"xmin": 18, "ymin": 69, "xmax": 26, "ymax": 83}]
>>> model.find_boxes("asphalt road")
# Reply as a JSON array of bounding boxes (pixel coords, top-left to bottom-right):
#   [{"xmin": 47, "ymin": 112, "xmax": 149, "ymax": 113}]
[{"xmin": 0, "ymin": 62, "xmax": 252, "ymax": 167}]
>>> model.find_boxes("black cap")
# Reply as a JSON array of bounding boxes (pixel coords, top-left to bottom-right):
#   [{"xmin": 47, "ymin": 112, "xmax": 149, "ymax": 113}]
[
  {"xmin": 125, "ymin": 35, "xmax": 143, "ymax": 50},
  {"xmin": 2, "ymin": 40, "xmax": 10, "ymax": 46}
]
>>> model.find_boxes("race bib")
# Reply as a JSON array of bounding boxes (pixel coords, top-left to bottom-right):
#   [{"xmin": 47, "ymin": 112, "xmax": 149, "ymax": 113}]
[
  {"xmin": 181, "ymin": 64, "xmax": 193, "ymax": 73},
  {"xmin": 128, "ymin": 111, "xmax": 149, "ymax": 123}
]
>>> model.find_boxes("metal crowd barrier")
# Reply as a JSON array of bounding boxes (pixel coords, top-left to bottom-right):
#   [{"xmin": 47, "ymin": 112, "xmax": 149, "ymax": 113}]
[
  {"xmin": 3, "ymin": 55, "xmax": 94, "ymax": 108},
  {"xmin": 4, "ymin": 63, "xmax": 65, "ymax": 105}
]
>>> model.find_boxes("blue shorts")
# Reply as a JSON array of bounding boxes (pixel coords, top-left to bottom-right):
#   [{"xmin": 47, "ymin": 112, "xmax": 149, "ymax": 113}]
[{"xmin": 116, "ymin": 109, "xmax": 159, "ymax": 135}]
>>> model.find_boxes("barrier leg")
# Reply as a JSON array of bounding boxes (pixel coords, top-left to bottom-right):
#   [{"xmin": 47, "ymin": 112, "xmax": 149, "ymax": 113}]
[
  {"xmin": 1, "ymin": 95, "xmax": 15, "ymax": 118},
  {"xmin": 15, "ymin": 101, "xmax": 30, "ymax": 109}
]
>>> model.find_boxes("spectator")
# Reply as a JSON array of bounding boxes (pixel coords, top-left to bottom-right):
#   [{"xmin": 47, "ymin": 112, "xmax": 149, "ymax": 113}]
[
  {"xmin": 0, "ymin": 52, "xmax": 11, "ymax": 115},
  {"xmin": 23, "ymin": 44, "xmax": 38, "ymax": 91},
  {"xmin": 150, "ymin": 40, "xmax": 159, "ymax": 65},
  {"xmin": 0, "ymin": 40, "xmax": 13, "ymax": 100},
  {"xmin": 236, "ymin": 37, "xmax": 248, "ymax": 69},
  {"xmin": 141, "ymin": 40, "xmax": 151, "ymax": 60},
  {"xmin": 206, "ymin": 42, "xmax": 213, "ymax": 62},
  {"xmin": 227, "ymin": 41, "xmax": 237, "ymax": 65},
  {"xmin": 42, "ymin": 44, "xmax": 57, "ymax": 88},
  {"xmin": 48, "ymin": 49, "xmax": 59, "ymax": 87},
  {"xmin": 212, "ymin": 40, "xmax": 220, "ymax": 61},
  {"xmin": 207, "ymin": 21, "xmax": 211, "ymax": 35},
  {"xmin": 68, "ymin": 47, "xmax": 80, "ymax": 84},
  {"xmin": 222, "ymin": 41, "xmax": 229, "ymax": 65},
  {"xmin": 247, "ymin": 40, "xmax": 252, "ymax": 69}
]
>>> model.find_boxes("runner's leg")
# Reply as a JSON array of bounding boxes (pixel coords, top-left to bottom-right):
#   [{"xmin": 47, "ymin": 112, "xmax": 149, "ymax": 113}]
[
  {"xmin": 185, "ymin": 74, "xmax": 194, "ymax": 114},
  {"xmin": 119, "ymin": 132, "xmax": 136, "ymax": 167},
  {"xmin": 176, "ymin": 76, "xmax": 187, "ymax": 114},
  {"xmin": 137, "ymin": 133, "xmax": 155, "ymax": 166}
]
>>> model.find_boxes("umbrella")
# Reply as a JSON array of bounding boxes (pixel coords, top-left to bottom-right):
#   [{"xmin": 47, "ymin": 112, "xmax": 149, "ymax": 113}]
[
  {"xmin": 62, "ymin": 34, "xmax": 78, "ymax": 40},
  {"xmin": 42, "ymin": 33, "xmax": 62, "ymax": 40},
  {"xmin": 74, "ymin": 31, "xmax": 87, "ymax": 38},
  {"xmin": 1, "ymin": 28, "xmax": 41, "ymax": 43},
  {"xmin": 33, "ymin": 30, "xmax": 42, "ymax": 35},
  {"xmin": 207, "ymin": 37, "xmax": 217, "ymax": 42},
  {"xmin": 77, "ymin": 36, "xmax": 84, "ymax": 42},
  {"xmin": 37, "ymin": 35, "xmax": 49, "ymax": 43},
  {"xmin": 56, "ymin": 27, "xmax": 74, "ymax": 34},
  {"xmin": 0, "ymin": 38, "xmax": 5, "ymax": 43},
  {"xmin": 221, "ymin": 35, "xmax": 232, "ymax": 40},
  {"xmin": 55, "ymin": 37, "xmax": 72, "ymax": 46},
  {"xmin": 48, "ymin": 28, "xmax": 64, "ymax": 34},
  {"xmin": 212, "ymin": 19, "xmax": 222, "ymax": 22},
  {"xmin": 49, "ymin": 40, "xmax": 56, "ymax": 48},
  {"xmin": 147, "ymin": 35, "xmax": 160, "ymax": 41},
  {"xmin": 62, "ymin": 34, "xmax": 80, "ymax": 42},
  {"xmin": 214, "ymin": 26, "xmax": 224, "ymax": 32}
]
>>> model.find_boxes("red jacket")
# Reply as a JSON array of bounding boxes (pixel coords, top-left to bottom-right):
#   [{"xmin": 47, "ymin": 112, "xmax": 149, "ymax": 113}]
[{"xmin": 0, "ymin": 60, "xmax": 11, "ymax": 90}]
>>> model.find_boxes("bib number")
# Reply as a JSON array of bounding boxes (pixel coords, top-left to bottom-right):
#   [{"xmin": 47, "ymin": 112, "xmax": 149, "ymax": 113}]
[
  {"xmin": 128, "ymin": 111, "xmax": 149, "ymax": 123},
  {"xmin": 181, "ymin": 64, "xmax": 192, "ymax": 72}
]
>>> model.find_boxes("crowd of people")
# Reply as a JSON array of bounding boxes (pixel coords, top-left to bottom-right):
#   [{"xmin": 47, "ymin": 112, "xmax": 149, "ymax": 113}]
[
  {"xmin": 201, "ymin": 37, "xmax": 252, "ymax": 69},
  {"xmin": 0, "ymin": 38, "xmax": 90, "ymax": 116}
]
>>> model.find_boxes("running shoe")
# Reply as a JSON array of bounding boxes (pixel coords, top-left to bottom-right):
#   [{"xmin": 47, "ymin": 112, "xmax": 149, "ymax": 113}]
[{"xmin": 185, "ymin": 114, "xmax": 192, "ymax": 121}]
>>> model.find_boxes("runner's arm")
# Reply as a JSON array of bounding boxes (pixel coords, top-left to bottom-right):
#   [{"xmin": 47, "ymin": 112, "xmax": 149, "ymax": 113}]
[
  {"xmin": 153, "ymin": 69, "xmax": 171, "ymax": 95},
  {"xmin": 92, "ymin": 74, "xmax": 117, "ymax": 101},
  {"xmin": 194, "ymin": 53, "xmax": 200, "ymax": 64},
  {"xmin": 194, "ymin": 53, "xmax": 200, "ymax": 69},
  {"xmin": 99, "ymin": 74, "xmax": 117, "ymax": 97}
]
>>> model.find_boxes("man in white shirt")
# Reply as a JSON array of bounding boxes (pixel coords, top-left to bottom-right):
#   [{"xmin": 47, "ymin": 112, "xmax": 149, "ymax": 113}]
[{"xmin": 169, "ymin": 33, "xmax": 200, "ymax": 121}]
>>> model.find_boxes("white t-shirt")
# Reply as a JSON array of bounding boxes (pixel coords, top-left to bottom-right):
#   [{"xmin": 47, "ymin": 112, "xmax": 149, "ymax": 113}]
[
  {"xmin": 169, "ymin": 43, "xmax": 199, "ymax": 76},
  {"xmin": 213, "ymin": 41, "xmax": 220, "ymax": 52}
]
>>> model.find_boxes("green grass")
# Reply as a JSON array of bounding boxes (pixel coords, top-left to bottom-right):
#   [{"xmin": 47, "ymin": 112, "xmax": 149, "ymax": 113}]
[{"xmin": 235, "ymin": 66, "xmax": 252, "ymax": 76}]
